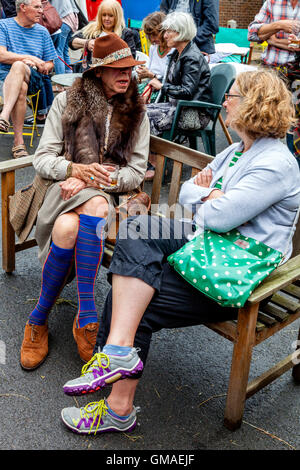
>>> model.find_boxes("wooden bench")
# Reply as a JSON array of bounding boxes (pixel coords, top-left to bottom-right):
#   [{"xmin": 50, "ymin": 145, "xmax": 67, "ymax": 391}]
[{"xmin": 1, "ymin": 135, "xmax": 300, "ymax": 431}]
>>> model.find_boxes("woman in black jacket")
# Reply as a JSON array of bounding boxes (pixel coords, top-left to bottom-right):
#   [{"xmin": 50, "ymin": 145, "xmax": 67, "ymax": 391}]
[
  {"xmin": 145, "ymin": 11, "xmax": 212, "ymax": 180},
  {"xmin": 69, "ymin": 0, "xmax": 137, "ymax": 72}
]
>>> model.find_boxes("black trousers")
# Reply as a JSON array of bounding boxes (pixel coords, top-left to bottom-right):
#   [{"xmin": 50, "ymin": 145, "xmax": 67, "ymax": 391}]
[{"xmin": 94, "ymin": 216, "xmax": 238, "ymax": 376}]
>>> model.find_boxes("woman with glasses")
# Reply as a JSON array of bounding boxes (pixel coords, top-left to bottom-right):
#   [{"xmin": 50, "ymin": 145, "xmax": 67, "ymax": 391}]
[
  {"xmin": 61, "ymin": 68, "xmax": 300, "ymax": 436},
  {"xmin": 144, "ymin": 11, "xmax": 213, "ymax": 180}
]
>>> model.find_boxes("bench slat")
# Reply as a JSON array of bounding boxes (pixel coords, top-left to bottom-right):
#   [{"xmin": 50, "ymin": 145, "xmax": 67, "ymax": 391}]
[
  {"xmin": 271, "ymin": 292, "xmax": 300, "ymax": 313},
  {"xmin": 282, "ymin": 284, "xmax": 300, "ymax": 298},
  {"xmin": 247, "ymin": 254, "xmax": 300, "ymax": 304}
]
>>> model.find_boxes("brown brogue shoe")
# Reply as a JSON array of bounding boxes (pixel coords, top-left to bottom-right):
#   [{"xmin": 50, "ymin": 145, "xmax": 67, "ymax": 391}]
[
  {"xmin": 20, "ymin": 322, "xmax": 48, "ymax": 370},
  {"xmin": 72, "ymin": 318, "xmax": 99, "ymax": 362}
]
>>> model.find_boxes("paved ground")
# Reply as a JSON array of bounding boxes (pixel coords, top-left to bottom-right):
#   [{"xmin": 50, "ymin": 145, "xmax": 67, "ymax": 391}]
[{"xmin": 0, "ymin": 108, "xmax": 299, "ymax": 454}]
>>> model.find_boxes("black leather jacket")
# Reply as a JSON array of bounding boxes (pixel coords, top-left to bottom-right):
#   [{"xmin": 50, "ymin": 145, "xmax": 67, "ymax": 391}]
[{"xmin": 160, "ymin": 41, "xmax": 212, "ymax": 112}]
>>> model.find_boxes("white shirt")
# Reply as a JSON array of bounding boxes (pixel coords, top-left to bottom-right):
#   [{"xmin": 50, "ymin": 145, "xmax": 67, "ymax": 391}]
[
  {"xmin": 148, "ymin": 45, "xmax": 174, "ymax": 80},
  {"xmin": 175, "ymin": 0, "xmax": 190, "ymax": 13}
]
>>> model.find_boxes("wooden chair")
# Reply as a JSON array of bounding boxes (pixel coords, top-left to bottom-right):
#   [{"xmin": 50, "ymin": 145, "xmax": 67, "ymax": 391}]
[{"xmin": 1, "ymin": 136, "xmax": 300, "ymax": 430}]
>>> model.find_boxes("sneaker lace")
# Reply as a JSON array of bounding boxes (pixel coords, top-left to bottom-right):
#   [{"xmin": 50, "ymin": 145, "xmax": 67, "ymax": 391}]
[
  {"xmin": 80, "ymin": 352, "xmax": 110, "ymax": 376},
  {"xmin": 80, "ymin": 399, "xmax": 108, "ymax": 435}
]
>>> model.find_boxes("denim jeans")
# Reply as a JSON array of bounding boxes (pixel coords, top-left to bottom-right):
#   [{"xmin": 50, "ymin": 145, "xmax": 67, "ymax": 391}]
[
  {"xmin": 36, "ymin": 75, "xmax": 54, "ymax": 116},
  {"xmin": 54, "ymin": 22, "xmax": 73, "ymax": 74}
]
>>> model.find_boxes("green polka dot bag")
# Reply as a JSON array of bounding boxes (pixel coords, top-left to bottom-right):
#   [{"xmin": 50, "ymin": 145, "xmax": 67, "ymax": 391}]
[{"xmin": 167, "ymin": 229, "xmax": 283, "ymax": 308}]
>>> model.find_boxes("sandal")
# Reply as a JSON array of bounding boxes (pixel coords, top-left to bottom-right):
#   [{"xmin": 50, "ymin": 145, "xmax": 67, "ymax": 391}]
[
  {"xmin": 12, "ymin": 144, "xmax": 29, "ymax": 159},
  {"xmin": 0, "ymin": 117, "xmax": 10, "ymax": 133}
]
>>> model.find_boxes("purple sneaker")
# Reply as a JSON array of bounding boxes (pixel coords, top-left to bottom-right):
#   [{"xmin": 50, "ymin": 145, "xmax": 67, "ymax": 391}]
[
  {"xmin": 63, "ymin": 348, "xmax": 143, "ymax": 396},
  {"xmin": 61, "ymin": 399, "xmax": 140, "ymax": 435}
]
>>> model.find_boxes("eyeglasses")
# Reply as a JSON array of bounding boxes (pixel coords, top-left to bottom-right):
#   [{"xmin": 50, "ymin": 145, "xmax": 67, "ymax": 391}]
[{"xmin": 224, "ymin": 93, "xmax": 242, "ymax": 101}]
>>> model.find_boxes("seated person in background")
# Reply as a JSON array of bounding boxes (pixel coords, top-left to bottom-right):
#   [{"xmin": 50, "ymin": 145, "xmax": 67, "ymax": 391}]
[
  {"xmin": 61, "ymin": 69, "xmax": 300, "ymax": 436},
  {"xmin": 0, "ymin": 0, "xmax": 56, "ymax": 158},
  {"xmin": 136, "ymin": 11, "xmax": 174, "ymax": 103},
  {"xmin": 20, "ymin": 34, "xmax": 149, "ymax": 371},
  {"xmin": 144, "ymin": 11, "xmax": 212, "ymax": 180},
  {"xmin": 69, "ymin": 0, "xmax": 136, "ymax": 73}
]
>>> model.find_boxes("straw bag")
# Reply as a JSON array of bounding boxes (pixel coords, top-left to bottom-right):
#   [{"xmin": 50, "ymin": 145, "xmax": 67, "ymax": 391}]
[{"xmin": 9, "ymin": 175, "xmax": 53, "ymax": 243}]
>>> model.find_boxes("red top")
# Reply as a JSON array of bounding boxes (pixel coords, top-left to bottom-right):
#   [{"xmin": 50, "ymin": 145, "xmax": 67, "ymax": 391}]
[{"xmin": 86, "ymin": 0, "xmax": 122, "ymax": 21}]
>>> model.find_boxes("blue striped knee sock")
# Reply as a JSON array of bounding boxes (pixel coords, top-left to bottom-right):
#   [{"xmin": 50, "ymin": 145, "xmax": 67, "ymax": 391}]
[
  {"xmin": 28, "ymin": 242, "xmax": 74, "ymax": 326},
  {"xmin": 75, "ymin": 214, "xmax": 106, "ymax": 328}
]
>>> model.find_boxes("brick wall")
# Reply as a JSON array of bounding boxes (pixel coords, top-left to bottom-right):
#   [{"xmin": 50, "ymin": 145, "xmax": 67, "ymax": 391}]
[{"xmin": 219, "ymin": 0, "xmax": 264, "ymax": 29}]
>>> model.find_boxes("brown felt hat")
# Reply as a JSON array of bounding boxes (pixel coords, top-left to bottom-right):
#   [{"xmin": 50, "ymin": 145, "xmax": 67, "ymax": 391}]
[{"xmin": 83, "ymin": 33, "xmax": 145, "ymax": 76}]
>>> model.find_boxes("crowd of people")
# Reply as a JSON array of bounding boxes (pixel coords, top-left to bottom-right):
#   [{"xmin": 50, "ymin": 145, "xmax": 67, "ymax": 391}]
[{"xmin": 0, "ymin": 0, "xmax": 299, "ymax": 437}]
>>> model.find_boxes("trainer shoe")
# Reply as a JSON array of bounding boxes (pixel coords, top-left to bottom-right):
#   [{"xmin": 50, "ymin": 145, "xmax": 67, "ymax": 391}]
[
  {"xmin": 24, "ymin": 116, "xmax": 46, "ymax": 127},
  {"xmin": 63, "ymin": 348, "xmax": 143, "ymax": 396},
  {"xmin": 61, "ymin": 399, "xmax": 140, "ymax": 435}
]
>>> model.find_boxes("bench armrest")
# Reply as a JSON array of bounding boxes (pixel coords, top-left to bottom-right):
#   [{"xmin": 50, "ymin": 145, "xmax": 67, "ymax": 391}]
[
  {"xmin": 176, "ymin": 100, "xmax": 222, "ymax": 111},
  {"xmin": 247, "ymin": 254, "xmax": 300, "ymax": 304},
  {"xmin": 0, "ymin": 155, "xmax": 33, "ymax": 174}
]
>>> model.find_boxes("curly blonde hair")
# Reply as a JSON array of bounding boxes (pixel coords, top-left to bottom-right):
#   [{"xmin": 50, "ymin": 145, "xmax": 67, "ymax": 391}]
[{"xmin": 232, "ymin": 69, "xmax": 296, "ymax": 140}]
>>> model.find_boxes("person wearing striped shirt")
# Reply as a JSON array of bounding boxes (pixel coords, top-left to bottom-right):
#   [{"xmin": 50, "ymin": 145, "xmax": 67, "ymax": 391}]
[{"xmin": 0, "ymin": 0, "xmax": 57, "ymax": 158}]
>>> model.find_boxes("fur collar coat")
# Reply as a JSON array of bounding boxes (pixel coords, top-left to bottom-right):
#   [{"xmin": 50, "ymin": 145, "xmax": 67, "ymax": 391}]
[{"xmin": 61, "ymin": 76, "xmax": 145, "ymax": 167}]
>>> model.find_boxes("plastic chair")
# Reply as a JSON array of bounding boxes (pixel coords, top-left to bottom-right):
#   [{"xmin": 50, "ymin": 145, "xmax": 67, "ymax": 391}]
[
  {"xmin": 0, "ymin": 89, "xmax": 41, "ymax": 147},
  {"xmin": 135, "ymin": 50, "xmax": 150, "ymax": 67},
  {"xmin": 162, "ymin": 63, "xmax": 236, "ymax": 156}
]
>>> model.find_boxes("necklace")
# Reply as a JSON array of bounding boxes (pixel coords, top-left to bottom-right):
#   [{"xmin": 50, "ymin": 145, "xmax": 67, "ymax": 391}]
[{"xmin": 158, "ymin": 46, "xmax": 166, "ymax": 56}]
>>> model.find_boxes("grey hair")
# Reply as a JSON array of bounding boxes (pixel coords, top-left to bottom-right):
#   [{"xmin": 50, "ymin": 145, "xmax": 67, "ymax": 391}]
[
  {"xmin": 160, "ymin": 12, "xmax": 197, "ymax": 42},
  {"xmin": 15, "ymin": 0, "xmax": 33, "ymax": 12}
]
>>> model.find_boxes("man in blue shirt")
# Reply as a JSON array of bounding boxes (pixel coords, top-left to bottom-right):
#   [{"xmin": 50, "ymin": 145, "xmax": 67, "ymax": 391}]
[
  {"xmin": 0, "ymin": 0, "xmax": 57, "ymax": 158},
  {"xmin": 160, "ymin": 0, "xmax": 219, "ymax": 54}
]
